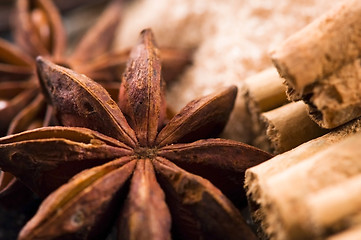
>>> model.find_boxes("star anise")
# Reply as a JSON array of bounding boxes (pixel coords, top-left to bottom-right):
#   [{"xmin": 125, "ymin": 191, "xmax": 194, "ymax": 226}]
[
  {"xmin": 0, "ymin": 29, "xmax": 271, "ymax": 239},
  {"xmin": 0, "ymin": 0, "xmax": 192, "ymax": 205}
]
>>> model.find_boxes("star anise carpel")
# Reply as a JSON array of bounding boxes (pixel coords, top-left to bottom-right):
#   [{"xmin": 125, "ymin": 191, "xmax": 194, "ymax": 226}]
[
  {"xmin": 0, "ymin": 0, "xmax": 192, "ymax": 205},
  {"xmin": 0, "ymin": 29, "xmax": 271, "ymax": 239}
]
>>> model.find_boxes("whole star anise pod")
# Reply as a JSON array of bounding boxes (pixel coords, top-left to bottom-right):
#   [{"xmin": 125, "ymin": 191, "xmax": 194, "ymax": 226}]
[
  {"xmin": 0, "ymin": 29, "xmax": 271, "ymax": 239},
  {"xmin": 0, "ymin": 0, "xmax": 191, "ymax": 205}
]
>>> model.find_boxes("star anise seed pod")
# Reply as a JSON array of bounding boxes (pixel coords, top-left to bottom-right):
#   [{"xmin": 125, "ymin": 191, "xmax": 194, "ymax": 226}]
[
  {"xmin": 0, "ymin": 0, "xmax": 192, "ymax": 206},
  {"xmin": 0, "ymin": 29, "xmax": 271, "ymax": 239}
]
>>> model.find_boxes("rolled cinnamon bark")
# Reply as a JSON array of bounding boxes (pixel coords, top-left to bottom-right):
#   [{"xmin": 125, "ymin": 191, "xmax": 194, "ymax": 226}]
[
  {"xmin": 243, "ymin": 68, "xmax": 288, "ymax": 152},
  {"xmin": 271, "ymin": 0, "xmax": 361, "ymax": 128},
  {"xmin": 307, "ymin": 175, "xmax": 361, "ymax": 238},
  {"xmin": 245, "ymin": 68, "xmax": 288, "ymax": 114},
  {"xmin": 327, "ymin": 225, "xmax": 361, "ymax": 240},
  {"xmin": 245, "ymin": 118, "xmax": 361, "ymax": 240},
  {"xmin": 259, "ymin": 101, "xmax": 328, "ymax": 154},
  {"xmin": 271, "ymin": 0, "xmax": 361, "ymax": 100},
  {"xmin": 244, "ymin": 69, "xmax": 327, "ymax": 153},
  {"xmin": 306, "ymin": 59, "xmax": 361, "ymax": 128}
]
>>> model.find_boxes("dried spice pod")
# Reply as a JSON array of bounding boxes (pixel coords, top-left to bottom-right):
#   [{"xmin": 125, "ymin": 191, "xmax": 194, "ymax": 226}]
[
  {"xmin": 0, "ymin": 29, "xmax": 272, "ymax": 239},
  {"xmin": 118, "ymin": 159, "xmax": 171, "ymax": 240},
  {"xmin": 0, "ymin": 85, "xmax": 38, "ymax": 136},
  {"xmin": 37, "ymin": 57, "xmax": 137, "ymax": 147},
  {"xmin": 158, "ymin": 139, "xmax": 271, "ymax": 208},
  {"xmin": 19, "ymin": 157, "xmax": 136, "ymax": 240},
  {"xmin": 156, "ymin": 86, "xmax": 237, "ymax": 146},
  {"xmin": 7, "ymin": 94, "xmax": 46, "ymax": 134},
  {"xmin": 0, "ymin": 126, "xmax": 132, "ymax": 197},
  {"xmin": 14, "ymin": 0, "xmax": 66, "ymax": 59},
  {"xmin": 0, "ymin": 38, "xmax": 34, "ymax": 81},
  {"xmin": 118, "ymin": 29, "xmax": 165, "ymax": 145}
]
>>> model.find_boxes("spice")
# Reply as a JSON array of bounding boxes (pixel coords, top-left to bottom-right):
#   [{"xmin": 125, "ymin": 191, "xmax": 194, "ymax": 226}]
[
  {"xmin": 243, "ymin": 69, "xmax": 328, "ymax": 154},
  {"xmin": 0, "ymin": 0, "xmax": 192, "ymax": 205},
  {"xmin": 271, "ymin": 0, "xmax": 361, "ymax": 128},
  {"xmin": 259, "ymin": 101, "xmax": 328, "ymax": 154},
  {"xmin": 245, "ymin": 117, "xmax": 361, "ymax": 240},
  {"xmin": 243, "ymin": 67, "xmax": 289, "ymax": 151},
  {"xmin": 0, "ymin": 29, "xmax": 271, "ymax": 239}
]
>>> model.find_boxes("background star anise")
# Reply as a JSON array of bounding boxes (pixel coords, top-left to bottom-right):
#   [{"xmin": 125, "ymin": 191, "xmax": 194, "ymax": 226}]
[
  {"xmin": 0, "ymin": 0, "xmax": 123, "ymax": 136},
  {"xmin": 0, "ymin": 29, "xmax": 271, "ymax": 239},
  {"xmin": 0, "ymin": 0, "xmax": 192, "ymax": 205},
  {"xmin": 0, "ymin": 0, "xmax": 124, "ymax": 207}
]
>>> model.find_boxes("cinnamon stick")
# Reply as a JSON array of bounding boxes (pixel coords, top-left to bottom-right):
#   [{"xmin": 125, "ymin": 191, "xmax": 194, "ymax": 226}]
[
  {"xmin": 307, "ymin": 175, "xmax": 361, "ymax": 238},
  {"xmin": 245, "ymin": 118, "xmax": 361, "ymax": 240},
  {"xmin": 271, "ymin": 0, "xmax": 361, "ymax": 100},
  {"xmin": 243, "ymin": 68, "xmax": 288, "ymax": 152},
  {"xmin": 271, "ymin": 0, "xmax": 361, "ymax": 128},
  {"xmin": 258, "ymin": 101, "xmax": 328, "ymax": 153},
  {"xmin": 244, "ymin": 69, "xmax": 327, "ymax": 153},
  {"xmin": 306, "ymin": 59, "xmax": 361, "ymax": 128},
  {"xmin": 327, "ymin": 225, "xmax": 361, "ymax": 240},
  {"xmin": 245, "ymin": 67, "xmax": 288, "ymax": 114}
]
